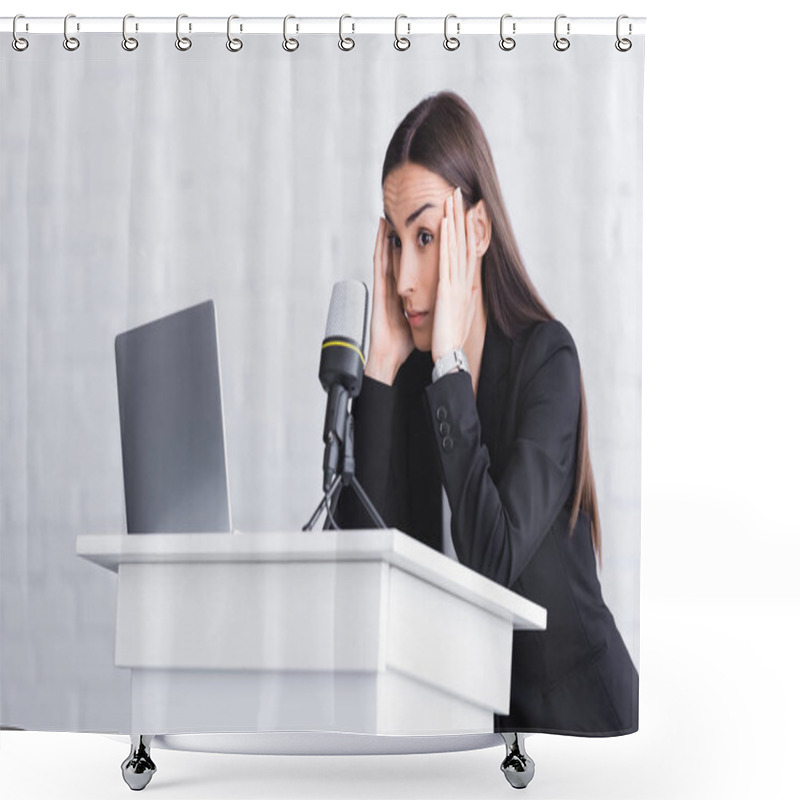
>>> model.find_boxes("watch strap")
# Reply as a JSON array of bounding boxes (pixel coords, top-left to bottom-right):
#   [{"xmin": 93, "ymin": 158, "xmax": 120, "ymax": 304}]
[{"xmin": 432, "ymin": 347, "xmax": 470, "ymax": 383}]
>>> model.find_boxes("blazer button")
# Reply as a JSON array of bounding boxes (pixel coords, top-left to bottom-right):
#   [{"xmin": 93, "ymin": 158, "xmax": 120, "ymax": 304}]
[
  {"xmin": 436, "ymin": 406, "xmax": 448, "ymax": 422},
  {"xmin": 442, "ymin": 435, "xmax": 454, "ymax": 452},
  {"xmin": 439, "ymin": 421, "xmax": 450, "ymax": 436}
]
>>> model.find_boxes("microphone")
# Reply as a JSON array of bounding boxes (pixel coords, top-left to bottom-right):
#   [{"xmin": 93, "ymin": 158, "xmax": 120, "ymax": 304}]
[{"xmin": 319, "ymin": 280, "xmax": 368, "ymax": 493}]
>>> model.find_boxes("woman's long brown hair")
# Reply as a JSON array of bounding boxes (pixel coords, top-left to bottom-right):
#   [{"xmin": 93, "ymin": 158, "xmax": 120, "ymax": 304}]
[{"xmin": 382, "ymin": 91, "xmax": 603, "ymax": 563}]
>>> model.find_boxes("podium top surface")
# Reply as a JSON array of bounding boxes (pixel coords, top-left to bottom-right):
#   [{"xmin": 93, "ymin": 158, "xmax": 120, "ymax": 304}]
[{"xmin": 76, "ymin": 529, "xmax": 546, "ymax": 631}]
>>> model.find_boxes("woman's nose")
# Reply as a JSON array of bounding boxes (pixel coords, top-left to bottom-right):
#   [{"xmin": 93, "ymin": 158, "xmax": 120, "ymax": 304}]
[{"xmin": 395, "ymin": 250, "xmax": 418, "ymax": 297}]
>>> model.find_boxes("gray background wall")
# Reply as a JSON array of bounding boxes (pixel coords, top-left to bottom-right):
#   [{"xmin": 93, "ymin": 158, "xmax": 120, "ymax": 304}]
[{"xmin": 1, "ymin": 33, "xmax": 642, "ymax": 731}]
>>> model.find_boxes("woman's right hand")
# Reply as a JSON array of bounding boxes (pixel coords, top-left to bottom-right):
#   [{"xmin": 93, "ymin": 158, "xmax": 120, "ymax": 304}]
[{"xmin": 364, "ymin": 217, "xmax": 414, "ymax": 385}]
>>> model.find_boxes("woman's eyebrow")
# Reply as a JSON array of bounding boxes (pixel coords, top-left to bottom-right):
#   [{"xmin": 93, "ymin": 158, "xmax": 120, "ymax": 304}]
[{"xmin": 384, "ymin": 203, "xmax": 435, "ymax": 229}]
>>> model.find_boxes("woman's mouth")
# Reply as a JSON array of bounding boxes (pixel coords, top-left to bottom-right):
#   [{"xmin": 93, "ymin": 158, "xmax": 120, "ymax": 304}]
[{"xmin": 405, "ymin": 310, "xmax": 428, "ymax": 328}]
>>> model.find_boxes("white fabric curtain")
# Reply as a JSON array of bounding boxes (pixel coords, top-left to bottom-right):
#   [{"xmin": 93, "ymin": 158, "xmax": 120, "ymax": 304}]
[{"xmin": 1, "ymin": 31, "xmax": 643, "ymax": 732}]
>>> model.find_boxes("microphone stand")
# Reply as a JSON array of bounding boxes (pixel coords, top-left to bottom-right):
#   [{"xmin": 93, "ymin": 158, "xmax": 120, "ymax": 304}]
[{"xmin": 302, "ymin": 412, "xmax": 386, "ymax": 531}]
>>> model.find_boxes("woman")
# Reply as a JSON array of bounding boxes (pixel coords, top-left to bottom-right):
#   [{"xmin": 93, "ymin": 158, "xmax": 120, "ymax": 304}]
[{"xmin": 338, "ymin": 91, "xmax": 638, "ymax": 736}]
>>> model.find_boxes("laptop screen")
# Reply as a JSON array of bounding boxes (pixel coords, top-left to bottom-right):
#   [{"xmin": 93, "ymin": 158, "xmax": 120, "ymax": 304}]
[{"xmin": 115, "ymin": 300, "xmax": 232, "ymax": 534}]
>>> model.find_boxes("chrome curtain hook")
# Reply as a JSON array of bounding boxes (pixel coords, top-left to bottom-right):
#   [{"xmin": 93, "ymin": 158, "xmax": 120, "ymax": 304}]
[
  {"xmin": 12, "ymin": 14, "xmax": 29, "ymax": 52},
  {"xmin": 226, "ymin": 15, "xmax": 243, "ymax": 52},
  {"xmin": 499, "ymin": 14, "xmax": 516, "ymax": 51},
  {"xmin": 122, "ymin": 14, "xmax": 139, "ymax": 51},
  {"xmin": 394, "ymin": 14, "xmax": 410, "ymax": 51},
  {"xmin": 63, "ymin": 13, "xmax": 80, "ymax": 51},
  {"xmin": 175, "ymin": 13, "xmax": 192, "ymax": 51},
  {"xmin": 615, "ymin": 14, "xmax": 632, "ymax": 52},
  {"xmin": 283, "ymin": 15, "xmax": 299, "ymax": 52},
  {"xmin": 338, "ymin": 14, "xmax": 355, "ymax": 51},
  {"xmin": 553, "ymin": 14, "xmax": 570, "ymax": 52},
  {"xmin": 443, "ymin": 14, "xmax": 460, "ymax": 51}
]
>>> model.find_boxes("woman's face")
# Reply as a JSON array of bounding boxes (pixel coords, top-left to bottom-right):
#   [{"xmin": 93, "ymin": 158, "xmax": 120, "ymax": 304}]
[{"xmin": 382, "ymin": 162, "xmax": 454, "ymax": 352}]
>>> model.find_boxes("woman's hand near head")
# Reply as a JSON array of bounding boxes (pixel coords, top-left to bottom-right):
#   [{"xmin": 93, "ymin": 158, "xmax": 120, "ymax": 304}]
[
  {"xmin": 432, "ymin": 187, "xmax": 480, "ymax": 364},
  {"xmin": 364, "ymin": 217, "xmax": 414, "ymax": 385}
]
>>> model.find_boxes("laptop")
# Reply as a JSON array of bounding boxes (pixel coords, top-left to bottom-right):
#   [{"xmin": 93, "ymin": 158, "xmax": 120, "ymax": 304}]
[{"xmin": 115, "ymin": 299, "xmax": 232, "ymax": 534}]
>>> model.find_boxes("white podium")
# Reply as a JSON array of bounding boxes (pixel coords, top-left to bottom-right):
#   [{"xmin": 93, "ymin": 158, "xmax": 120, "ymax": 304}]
[{"xmin": 76, "ymin": 529, "xmax": 546, "ymax": 737}]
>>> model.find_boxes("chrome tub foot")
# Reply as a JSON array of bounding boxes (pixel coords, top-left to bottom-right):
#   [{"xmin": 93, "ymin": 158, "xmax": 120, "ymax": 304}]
[
  {"xmin": 499, "ymin": 732, "xmax": 535, "ymax": 789},
  {"xmin": 121, "ymin": 734, "xmax": 156, "ymax": 791}
]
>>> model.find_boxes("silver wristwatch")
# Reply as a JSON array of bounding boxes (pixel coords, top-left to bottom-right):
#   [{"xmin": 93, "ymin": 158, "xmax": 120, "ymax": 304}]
[{"xmin": 432, "ymin": 347, "xmax": 470, "ymax": 383}]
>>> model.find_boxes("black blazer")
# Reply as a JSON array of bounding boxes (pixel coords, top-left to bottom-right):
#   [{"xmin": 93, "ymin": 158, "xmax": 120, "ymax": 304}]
[{"xmin": 338, "ymin": 318, "xmax": 638, "ymax": 736}]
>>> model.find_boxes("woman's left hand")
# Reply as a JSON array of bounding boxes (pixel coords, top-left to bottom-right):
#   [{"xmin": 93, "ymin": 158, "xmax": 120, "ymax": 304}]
[{"xmin": 431, "ymin": 186, "xmax": 480, "ymax": 364}]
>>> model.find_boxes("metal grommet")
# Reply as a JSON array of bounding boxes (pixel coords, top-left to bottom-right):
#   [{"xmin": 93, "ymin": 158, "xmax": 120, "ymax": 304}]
[
  {"xmin": 615, "ymin": 15, "xmax": 632, "ymax": 52},
  {"xmin": 12, "ymin": 14, "xmax": 29, "ymax": 52},
  {"xmin": 338, "ymin": 14, "xmax": 355, "ymax": 51},
  {"xmin": 553, "ymin": 14, "xmax": 570, "ymax": 52},
  {"xmin": 175, "ymin": 13, "xmax": 192, "ymax": 51},
  {"xmin": 394, "ymin": 14, "xmax": 410, "ymax": 51},
  {"xmin": 443, "ymin": 14, "xmax": 460, "ymax": 51},
  {"xmin": 226, "ymin": 15, "xmax": 243, "ymax": 52},
  {"xmin": 283, "ymin": 15, "xmax": 299, "ymax": 52},
  {"xmin": 63, "ymin": 13, "xmax": 80, "ymax": 51},
  {"xmin": 499, "ymin": 14, "xmax": 516, "ymax": 51},
  {"xmin": 122, "ymin": 14, "xmax": 138, "ymax": 51}
]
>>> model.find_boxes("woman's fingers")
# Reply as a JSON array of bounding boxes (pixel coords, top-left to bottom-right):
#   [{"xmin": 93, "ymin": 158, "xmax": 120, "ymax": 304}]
[
  {"xmin": 373, "ymin": 217, "xmax": 384, "ymax": 268},
  {"xmin": 377, "ymin": 219, "xmax": 404, "ymax": 324},
  {"xmin": 443, "ymin": 188, "xmax": 468, "ymax": 285},
  {"xmin": 366, "ymin": 216, "xmax": 414, "ymax": 382},
  {"xmin": 446, "ymin": 195, "xmax": 458, "ymax": 285},
  {"xmin": 373, "ymin": 218, "xmax": 386, "ymax": 297},
  {"xmin": 466, "ymin": 207, "xmax": 478, "ymax": 290},
  {"xmin": 375, "ymin": 217, "xmax": 398, "ymax": 310},
  {"xmin": 454, "ymin": 188, "xmax": 468, "ymax": 282},
  {"xmin": 439, "ymin": 211, "xmax": 450, "ymax": 286}
]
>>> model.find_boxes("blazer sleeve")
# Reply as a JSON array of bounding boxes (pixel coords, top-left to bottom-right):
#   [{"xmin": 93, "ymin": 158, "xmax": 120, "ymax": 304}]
[{"xmin": 425, "ymin": 320, "xmax": 581, "ymax": 588}]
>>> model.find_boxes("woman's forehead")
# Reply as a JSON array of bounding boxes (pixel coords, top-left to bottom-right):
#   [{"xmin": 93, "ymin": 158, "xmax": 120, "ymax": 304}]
[{"xmin": 383, "ymin": 163, "xmax": 452, "ymax": 222}]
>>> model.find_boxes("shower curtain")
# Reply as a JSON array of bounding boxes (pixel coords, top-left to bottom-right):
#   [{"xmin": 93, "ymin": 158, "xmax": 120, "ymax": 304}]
[{"xmin": 1, "ymin": 22, "xmax": 643, "ymax": 737}]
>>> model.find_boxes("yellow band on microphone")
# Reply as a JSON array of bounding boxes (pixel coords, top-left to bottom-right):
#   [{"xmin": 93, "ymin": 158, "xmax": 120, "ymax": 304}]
[{"xmin": 322, "ymin": 340, "xmax": 366, "ymax": 366}]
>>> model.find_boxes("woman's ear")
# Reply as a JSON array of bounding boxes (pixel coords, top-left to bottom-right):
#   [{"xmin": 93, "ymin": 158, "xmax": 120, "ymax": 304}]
[{"xmin": 472, "ymin": 199, "xmax": 492, "ymax": 258}]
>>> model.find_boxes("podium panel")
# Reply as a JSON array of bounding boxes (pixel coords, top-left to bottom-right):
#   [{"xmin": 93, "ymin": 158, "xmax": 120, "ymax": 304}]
[{"xmin": 76, "ymin": 530, "xmax": 546, "ymax": 735}]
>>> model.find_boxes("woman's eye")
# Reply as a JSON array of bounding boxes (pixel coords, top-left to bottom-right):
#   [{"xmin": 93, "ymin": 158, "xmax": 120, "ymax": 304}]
[{"xmin": 387, "ymin": 231, "xmax": 432, "ymax": 249}]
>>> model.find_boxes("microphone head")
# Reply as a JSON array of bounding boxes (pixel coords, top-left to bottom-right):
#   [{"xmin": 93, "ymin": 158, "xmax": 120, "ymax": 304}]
[
  {"xmin": 324, "ymin": 280, "xmax": 368, "ymax": 349},
  {"xmin": 319, "ymin": 280, "xmax": 368, "ymax": 395}
]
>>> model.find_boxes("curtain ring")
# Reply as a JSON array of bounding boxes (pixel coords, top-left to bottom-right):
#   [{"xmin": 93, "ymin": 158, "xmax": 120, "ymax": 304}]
[
  {"xmin": 615, "ymin": 15, "xmax": 632, "ymax": 52},
  {"xmin": 175, "ymin": 14, "xmax": 192, "ymax": 51},
  {"xmin": 443, "ymin": 14, "xmax": 460, "ymax": 51},
  {"xmin": 394, "ymin": 15, "xmax": 410, "ymax": 51},
  {"xmin": 553, "ymin": 14, "xmax": 570, "ymax": 52},
  {"xmin": 338, "ymin": 14, "xmax": 355, "ymax": 51},
  {"xmin": 63, "ymin": 13, "xmax": 80, "ymax": 51},
  {"xmin": 12, "ymin": 14, "xmax": 29, "ymax": 52},
  {"xmin": 283, "ymin": 15, "xmax": 299, "ymax": 52},
  {"xmin": 122, "ymin": 14, "xmax": 138, "ymax": 51},
  {"xmin": 499, "ymin": 14, "xmax": 516, "ymax": 51},
  {"xmin": 226, "ymin": 15, "xmax": 243, "ymax": 52}
]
